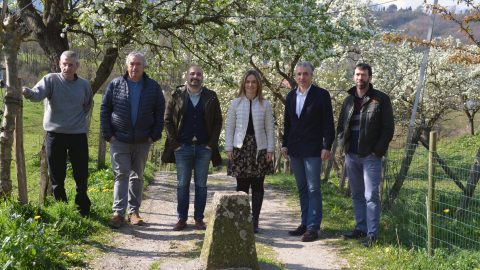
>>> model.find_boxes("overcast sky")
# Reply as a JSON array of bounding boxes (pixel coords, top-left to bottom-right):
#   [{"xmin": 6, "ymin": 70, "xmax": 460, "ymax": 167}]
[{"xmin": 371, "ymin": 0, "xmax": 477, "ymax": 10}]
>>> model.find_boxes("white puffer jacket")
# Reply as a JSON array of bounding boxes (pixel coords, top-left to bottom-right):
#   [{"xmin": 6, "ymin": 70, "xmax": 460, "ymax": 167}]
[{"xmin": 224, "ymin": 96, "xmax": 275, "ymax": 155}]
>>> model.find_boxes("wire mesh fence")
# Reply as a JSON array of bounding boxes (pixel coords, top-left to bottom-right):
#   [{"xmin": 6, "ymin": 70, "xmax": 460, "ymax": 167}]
[{"xmin": 384, "ymin": 140, "xmax": 480, "ymax": 252}]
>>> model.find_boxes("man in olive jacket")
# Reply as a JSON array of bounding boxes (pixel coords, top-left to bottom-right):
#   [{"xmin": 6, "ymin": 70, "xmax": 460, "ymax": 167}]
[
  {"xmin": 162, "ymin": 65, "xmax": 222, "ymax": 231},
  {"xmin": 337, "ymin": 63, "xmax": 394, "ymax": 247}
]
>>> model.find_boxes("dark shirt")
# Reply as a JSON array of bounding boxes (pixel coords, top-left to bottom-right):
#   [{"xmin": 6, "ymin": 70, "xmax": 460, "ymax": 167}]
[
  {"xmin": 348, "ymin": 95, "xmax": 365, "ymax": 154},
  {"xmin": 247, "ymin": 100, "xmax": 254, "ymax": 135}
]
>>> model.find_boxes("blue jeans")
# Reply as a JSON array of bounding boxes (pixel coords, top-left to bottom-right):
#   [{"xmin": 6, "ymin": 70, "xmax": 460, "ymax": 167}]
[
  {"xmin": 290, "ymin": 156, "xmax": 323, "ymax": 231},
  {"xmin": 174, "ymin": 144, "xmax": 212, "ymax": 221},
  {"xmin": 345, "ymin": 153, "xmax": 382, "ymax": 236}
]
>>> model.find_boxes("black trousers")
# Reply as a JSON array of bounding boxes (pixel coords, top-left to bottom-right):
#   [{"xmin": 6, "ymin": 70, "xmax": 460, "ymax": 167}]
[
  {"xmin": 45, "ymin": 132, "xmax": 91, "ymax": 216},
  {"xmin": 236, "ymin": 177, "xmax": 265, "ymax": 194},
  {"xmin": 236, "ymin": 177, "xmax": 265, "ymax": 221}
]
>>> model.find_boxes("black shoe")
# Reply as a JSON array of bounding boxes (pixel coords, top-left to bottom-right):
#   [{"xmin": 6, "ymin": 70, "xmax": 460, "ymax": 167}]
[
  {"xmin": 342, "ymin": 229, "xmax": 367, "ymax": 239},
  {"xmin": 288, "ymin": 224, "xmax": 307, "ymax": 236},
  {"xmin": 301, "ymin": 230, "xmax": 319, "ymax": 242},
  {"xmin": 364, "ymin": 234, "xmax": 377, "ymax": 247}
]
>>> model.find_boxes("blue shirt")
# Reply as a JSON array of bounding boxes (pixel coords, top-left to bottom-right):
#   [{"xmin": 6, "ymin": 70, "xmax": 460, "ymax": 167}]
[
  {"xmin": 127, "ymin": 78, "xmax": 144, "ymax": 126},
  {"xmin": 188, "ymin": 88, "xmax": 203, "ymax": 106}
]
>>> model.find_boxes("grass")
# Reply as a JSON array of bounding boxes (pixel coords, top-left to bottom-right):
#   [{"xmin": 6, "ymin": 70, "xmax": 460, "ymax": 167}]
[
  {"xmin": 256, "ymin": 243, "xmax": 285, "ymax": 269},
  {"xmin": 266, "ymin": 160, "xmax": 480, "ymax": 270},
  {"xmin": 1, "ymin": 93, "xmax": 157, "ymax": 269},
  {"xmin": 266, "ymin": 173, "xmax": 354, "ymax": 237}
]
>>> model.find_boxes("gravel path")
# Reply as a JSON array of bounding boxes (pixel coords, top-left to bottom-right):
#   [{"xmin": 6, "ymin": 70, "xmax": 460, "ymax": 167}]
[{"xmin": 89, "ymin": 171, "xmax": 349, "ymax": 270}]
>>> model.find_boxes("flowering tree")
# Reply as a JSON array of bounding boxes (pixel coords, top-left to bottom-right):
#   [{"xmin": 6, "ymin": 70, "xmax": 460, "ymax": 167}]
[
  {"xmin": 174, "ymin": 0, "xmax": 375, "ymax": 172},
  {"xmin": 0, "ymin": 1, "xmax": 30, "ymax": 200},
  {"xmin": 426, "ymin": 0, "xmax": 480, "ymax": 216}
]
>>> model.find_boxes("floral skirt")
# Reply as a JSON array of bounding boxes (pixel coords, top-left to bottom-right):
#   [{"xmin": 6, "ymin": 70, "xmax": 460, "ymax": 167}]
[{"xmin": 227, "ymin": 134, "xmax": 274, "ymax": 178}]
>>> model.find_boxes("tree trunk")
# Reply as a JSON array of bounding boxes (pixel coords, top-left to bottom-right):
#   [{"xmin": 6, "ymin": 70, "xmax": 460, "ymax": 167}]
[
  {"xmin": 0, "ymin": 15, "xmax": 27, "ymax": 198},
  {"xmin": 322, "ymin": 138, "xmax": 337, "ymax": 183},
  {"xmin": 91, "ymin": 47, "xmax": 119, "ymax": 94},
  {"xmin": 338, "ymin": 157, "xmax": 348, "ymax": 194},
  {"xmin": 15, "ymin": 80, "xmax": 28, "ymax": 204},
  {"xmin": 386, "ymin": 127, "xmax": 421, "ymax": 209},
  {"xmin": 468, "ymin": 116, "xmax": 475, "ymax": 136},
  {"xmin": 283, "ymin": 158, "xmax": 290, "ymax": 174},
  {"xmin": 456, "ymin": 148, "xmax": 480, "ymax": 218},
  {"xmin": 419, "ymin": 136, "xmax": 465, "ymax": 192}
]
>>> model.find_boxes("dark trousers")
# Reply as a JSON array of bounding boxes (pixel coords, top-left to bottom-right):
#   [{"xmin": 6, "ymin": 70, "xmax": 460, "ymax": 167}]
[
  {"xmin": 45, "ymin": 132, "xmax": 91, "ymax": 216},
  {"xmin": 236, "ymin": 177, "xmax": 265, "ymax": 220},
  {"xmin": 236, "ymin": 177, "xmax": 265, "ymax": 194}
]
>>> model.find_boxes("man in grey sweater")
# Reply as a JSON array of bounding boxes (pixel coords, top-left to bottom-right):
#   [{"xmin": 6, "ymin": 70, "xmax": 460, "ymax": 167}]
[{"xmin": 23, "ymin": 50, "xmax": 92, "ymax": 217}]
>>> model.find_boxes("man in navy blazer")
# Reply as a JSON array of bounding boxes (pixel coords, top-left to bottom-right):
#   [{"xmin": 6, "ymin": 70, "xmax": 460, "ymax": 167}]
[{"xmin": 282, "ymin": 61, "xmax": 335, "ymax": 242}]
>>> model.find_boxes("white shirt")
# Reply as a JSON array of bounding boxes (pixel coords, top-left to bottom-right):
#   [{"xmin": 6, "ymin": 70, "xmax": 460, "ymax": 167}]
[{"xmin": 296, "ymin": 85, "xmax": 311, "ymax": 117}]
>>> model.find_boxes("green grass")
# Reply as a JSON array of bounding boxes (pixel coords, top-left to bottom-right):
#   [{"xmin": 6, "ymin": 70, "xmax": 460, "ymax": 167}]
[
  {"xmin": 1, "ymin": 93, "xmax": 156, "ymax": 269},
  {"xmin": 266, "ymin": 173, "xmax": 354, "ymax": 237},
  {"xmin": 266, "ymin": 163, "xmax": 480, "ymax": 270},
  {"xmin": 256, "ymin": 242, "xmax": 285, "ymax": 269}
]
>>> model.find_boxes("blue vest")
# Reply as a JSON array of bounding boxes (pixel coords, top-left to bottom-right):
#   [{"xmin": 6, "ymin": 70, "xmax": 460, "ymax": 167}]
[{"xmin": 180, "ymin": 98, "xmax": 208, "ymax": 144}]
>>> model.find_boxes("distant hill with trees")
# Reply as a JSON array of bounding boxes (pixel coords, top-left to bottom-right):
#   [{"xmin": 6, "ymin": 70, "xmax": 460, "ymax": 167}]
[{"xmin": 372, "ymin": 4, "xmax": 480, "ymax": 43}]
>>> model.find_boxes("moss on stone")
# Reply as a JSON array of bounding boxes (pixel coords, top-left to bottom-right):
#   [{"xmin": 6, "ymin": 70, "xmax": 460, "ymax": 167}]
[{"xmin": 200, "ymin": 192, "xmax": 259, "ymax": 270}]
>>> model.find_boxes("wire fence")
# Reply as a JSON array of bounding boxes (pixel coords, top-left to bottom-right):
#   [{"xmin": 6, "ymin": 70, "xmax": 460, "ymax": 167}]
[{"xmin": 384, "ymin": 139, "xmax": 480, "ymax": 252}]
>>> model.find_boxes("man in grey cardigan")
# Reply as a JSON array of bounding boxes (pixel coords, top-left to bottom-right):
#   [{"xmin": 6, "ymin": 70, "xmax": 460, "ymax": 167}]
[{"xmin": 22, "ymin": 50, "xmax": 92, "ymax": 217}]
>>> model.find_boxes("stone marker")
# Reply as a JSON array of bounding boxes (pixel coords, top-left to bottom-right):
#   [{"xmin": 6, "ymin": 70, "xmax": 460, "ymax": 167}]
[{"xmin": 200, "ymin": 191, "xmax": 259, "ymax": 270}]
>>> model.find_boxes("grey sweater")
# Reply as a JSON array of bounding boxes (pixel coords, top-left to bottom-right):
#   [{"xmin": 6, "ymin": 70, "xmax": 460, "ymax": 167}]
[{"xmin": 24, "ymin": 73, "xmax": 92, "ymax": 134}]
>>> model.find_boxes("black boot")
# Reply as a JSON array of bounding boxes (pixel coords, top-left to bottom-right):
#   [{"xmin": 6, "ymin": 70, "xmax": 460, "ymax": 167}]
[
  {"xmin": 252, "ymin": 217, "xmax": 259, "ymax": 233},
  {"xmin": 251, "ymin": 191, "xmax": 264, "ymax": 233}
]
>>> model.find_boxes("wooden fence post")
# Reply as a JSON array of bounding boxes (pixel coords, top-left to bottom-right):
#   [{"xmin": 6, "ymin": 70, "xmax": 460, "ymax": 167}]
[
  {"xmin": 427, "ymin": 131, "xmax": 437, "ymax": 256},
  {"xmin": 38, "ymin": 134, "xmax": 51, "ymax": 205},
  {"xmin": 15, "ymin": 78, "xmax": 27, "ymax": 204}
]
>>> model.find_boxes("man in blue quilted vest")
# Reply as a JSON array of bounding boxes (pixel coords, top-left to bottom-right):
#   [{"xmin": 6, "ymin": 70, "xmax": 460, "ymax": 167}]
[{"xmin": 101, "ymin": 51, "xmax": 165, "ymax": 229}]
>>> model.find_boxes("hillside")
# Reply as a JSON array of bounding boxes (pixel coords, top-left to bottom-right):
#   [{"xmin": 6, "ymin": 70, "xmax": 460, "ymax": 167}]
[{"xmin": 373, "ymin": 7, "xmax": 480, "ymax": 43}]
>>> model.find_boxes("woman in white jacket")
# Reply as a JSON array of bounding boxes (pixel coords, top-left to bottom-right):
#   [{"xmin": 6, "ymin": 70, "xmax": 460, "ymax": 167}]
[{"xmin": 225, "ymin": 69, "xmax": 275, "ymax": 233}]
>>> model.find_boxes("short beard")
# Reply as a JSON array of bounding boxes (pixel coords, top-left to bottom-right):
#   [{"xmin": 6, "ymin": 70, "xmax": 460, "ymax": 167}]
[{"xmin": 358, "ymin": 82, "xmax": 368, "ymax": 90}]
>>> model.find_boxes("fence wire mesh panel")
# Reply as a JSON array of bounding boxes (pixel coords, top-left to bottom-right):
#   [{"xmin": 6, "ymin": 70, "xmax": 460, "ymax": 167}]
[{"xmin": 384, "ymin": 144, "xmax": 480, "ymax": 251}]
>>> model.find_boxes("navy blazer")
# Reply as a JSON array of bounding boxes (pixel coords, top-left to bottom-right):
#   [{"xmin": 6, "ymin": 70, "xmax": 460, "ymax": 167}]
[{"xmin": 282, "ymin": 85, "xmax": 335, "ymax": 158}]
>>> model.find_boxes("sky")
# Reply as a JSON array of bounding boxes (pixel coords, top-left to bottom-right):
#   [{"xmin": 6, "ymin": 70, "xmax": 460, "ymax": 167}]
[{"xmin": 371, "ymin": 0, "xmax": 478, "ymax": 10}]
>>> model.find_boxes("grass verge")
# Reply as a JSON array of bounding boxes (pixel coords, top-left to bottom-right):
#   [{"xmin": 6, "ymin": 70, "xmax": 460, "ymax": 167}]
[{"xmin": 266, "ymin": 172, "xmax": 480, "ymax": 270}]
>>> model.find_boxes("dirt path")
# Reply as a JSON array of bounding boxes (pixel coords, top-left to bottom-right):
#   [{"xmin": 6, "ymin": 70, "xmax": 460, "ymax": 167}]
[{"xmin": 89, "ymin": 172, "xmax": 349, "ymax": 270}]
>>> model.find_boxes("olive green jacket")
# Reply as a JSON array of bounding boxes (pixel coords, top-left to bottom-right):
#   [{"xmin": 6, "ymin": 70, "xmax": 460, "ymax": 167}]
[{"xmin": 161, "ymin": 86, "xmax": 223, "ymax": 166}]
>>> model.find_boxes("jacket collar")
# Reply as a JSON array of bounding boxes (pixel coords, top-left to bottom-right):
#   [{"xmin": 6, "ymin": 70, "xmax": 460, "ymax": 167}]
[
  {"xmin": 240, "ymin": 95, "xmax": 260, "ymax": 102},
  {"xmin": 347, "ymin": 83, "xmax": 374, "ymax": 97},
  {"xmin": 123, "ymin": 72, "xmax": 149, "ymax": 80}
]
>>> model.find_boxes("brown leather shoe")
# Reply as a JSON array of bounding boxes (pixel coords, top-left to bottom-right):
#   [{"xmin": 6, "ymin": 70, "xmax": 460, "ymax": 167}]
[
  {"xmin": 301, "ymin": 230, "xmax": 319, "ymax": 242},
  {"xmin": 194, "ymin": 219, "xmax": 206, "ymax": 230},
  {"xmin": 128, "ymin": 212, "xmax": 145, "ymax": 226},
  {"xmin": 173, "ymin": 219, "xmax": 187, "ymax": 231},
  {"xmin": 108, "ymin": 213, "xmax": 124, "ymax": 229}
]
